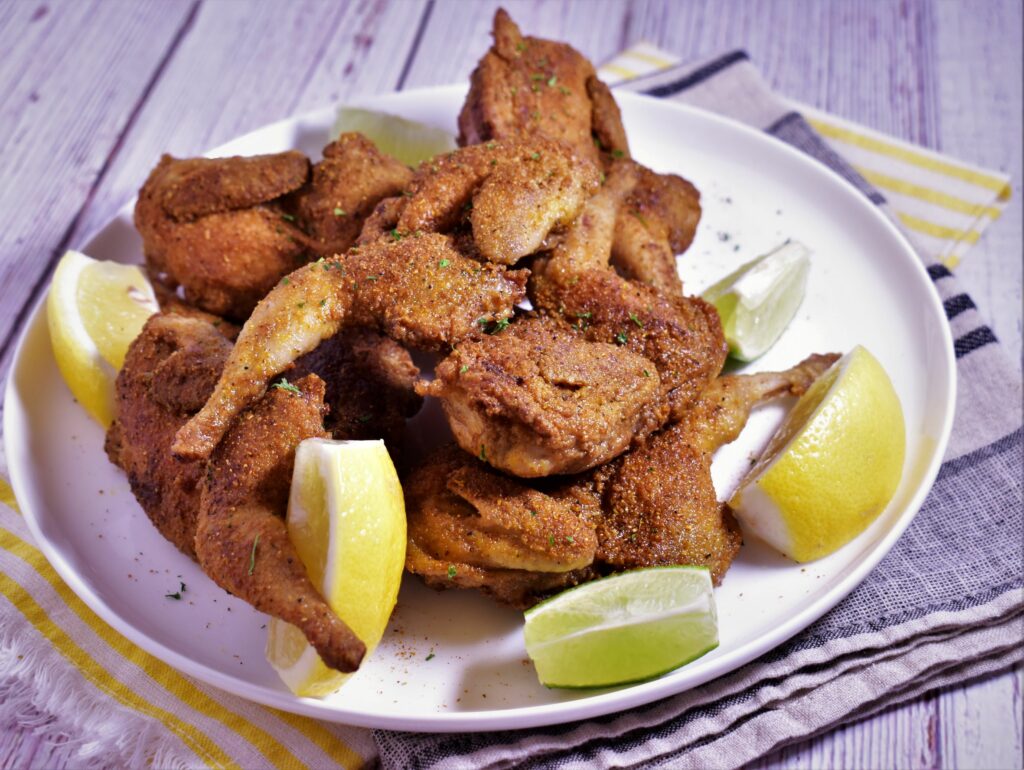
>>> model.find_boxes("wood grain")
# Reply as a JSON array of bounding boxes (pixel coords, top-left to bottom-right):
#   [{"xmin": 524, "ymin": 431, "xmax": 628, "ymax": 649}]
[
  {"xmin": 0, "ymin": 0, "xmax": 195, "ymax": 364},
  {"xmin": 0, "ymin": 1, "xmax": 1020, "ymax": 768}
]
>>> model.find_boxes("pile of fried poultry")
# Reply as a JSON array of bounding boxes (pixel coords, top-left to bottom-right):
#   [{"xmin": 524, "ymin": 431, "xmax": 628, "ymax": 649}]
[{"xmin": 106, "ymin": 10, "xmax": 837, "ymax": 676}]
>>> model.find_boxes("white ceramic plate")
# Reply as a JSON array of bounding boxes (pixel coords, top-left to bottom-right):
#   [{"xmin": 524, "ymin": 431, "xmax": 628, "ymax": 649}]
[{"xmin": 5, "ymin": 86, "xmax": 956, "ymax": 732}]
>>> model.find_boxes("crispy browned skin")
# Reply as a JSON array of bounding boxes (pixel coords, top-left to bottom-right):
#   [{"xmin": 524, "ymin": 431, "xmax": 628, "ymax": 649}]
[
  {"xmin": 404, "ymin": 446, "xmax": 599, "ymax": 608},
  {"xmin": 291, "ymin": 328, "xmax": 422, "ymax": 458},
  {"xmin": 196, "ymin": 374, "xmax": 366, "ymax": 673},
  {"xmin": 457, "ymin": 9, "xmax": 628, "ymax": 163},
  {"xmin": 172, "ymin": 233, "xmax": 528, "ymax": 460},
  {"xmin": 105, "ymin": 314, "xmax": 233, "ymax": 558},
  {"xmin": 458, "ymin": 11, "xmax": 701, "ymax": 290},
  {"xmin": 395, "ymin": 139, "xmax": 600, "ymax": 265},
  {"xmin": 421, "ymin": 316, "xmax": 664, "ymax": 477},
  {"xmin": 612, "ymin": 164, "xmax": 701, "ymax": 295},
  {"xmin": 294, "ymin": 133, "xmax": 413, "ymax": 257},
  {"xmin": 144, "ymin": 151, "xmax": 309, "ymax": 220},
  {"xmin": 596, "ymin": 354, "xmax": 840, "ymax": 582},
  {"xmin": 531, "ymin": 161, "xmax": 727, "ymax": 420},
  {"xmin": 136, "ymin": 152, "xmax": 312, "ymax": 320}
]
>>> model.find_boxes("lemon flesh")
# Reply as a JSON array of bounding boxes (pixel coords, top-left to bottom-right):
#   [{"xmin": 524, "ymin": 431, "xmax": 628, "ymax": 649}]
[
  {"xmin": 730, "ymin": 346, "xmax": 906, "ymax": 562},
  {"xmin": 333, "ymin": 106, "xmax": 456, "ymax": 167},
  {"xmin": 46, "ymin": 250, "xmax": 158, "ymax": 426},
  {"xmin": 267, "ymin": 438, "xmax": 406, "ymax": 697},
  {"xmin": 702, "ymin": 240, "xmax": 810, "ymax": 361},
  {"xmin": 524, "ymin": 566, "xmax": 718, "ymax": 689}
]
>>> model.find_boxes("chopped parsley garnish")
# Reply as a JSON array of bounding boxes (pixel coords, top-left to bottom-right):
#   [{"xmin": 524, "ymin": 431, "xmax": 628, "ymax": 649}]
[
  {"xmin": 389, "ymin": 228, "xmax": 403, "ymax": 241},
  {"xmin": 447, "ymin": 564, "xmax": 458, "ymax": 579},
  {"xmin": 165, "ymin": 581, "xmax": 186, "ymax": 600},
  {"xmin": 249, "ymin": 535, "xmax": 260, "ymax": 575},
  {"xmin": 558, "ymin": 86, "xmax": 571, "ymax": 96},
  {"xmin": 630, "ymin": 210, "xmax": 649, "ymax": 227},
  {"xmin": 547, "ymin": 75, "xmax": 557, "ymax": 87},
  {"xmin": 614, "ymin": 331, "xmax": 628, "ymax": 345},
  {"xmin": 642, "ymin": 369, "xmax": 650, "ymax": 377},
  {"xmin": 629, "ymin": 312, "xmax": 644, "ymax": 328},
  {"xmin": 333, "ymin": 207, "xmax": 347, "ymax": 216},
  {"xmin": 281, "ymin": 213, "xmax": 296, "ymax": 222},
  {"xmin": 575, "ymin": 311, "xmax": 592, "ymax": 319},
  {"xmin": 478, "ymin": 316, "xmax": 511, "ymax": 335},
  {"xmin": 280, "ymin": 276, "xmax": 291, "ymax": 286},
  {"xmin": 486, "ymin": 142, "xmax": 496, "ymax": 150},
  {"xmin": 530, "ymin": 151, "xmax": 541, "ymax": 160},
  {"xmin": 479, "ymin": 444, "xmax": 487, "ymax": 462},
  {"xmin": 320, "ymin": 298, "xmax": 327, "ymax": 307},
  {"xmin": 530, "ymin": 73, "xmax": 546, "ymax": 81},
  {"xmin": 515, "ymin": 41, "xmax": 526, "ymax": 52},
  {"xmin": 439, "ymin": 258, "xmax": 450, "ymax": 268},
  {"xmin": 365, "ymin": 274, "xmax": 379, "ymax": 282},
  {"xmin": 548, "ymin": 535, "xmax": 555, "ymax": 547},
  {"xmin": 529, "ymin": 509, "xmax": 538, "ymax": 517},
  {"xmin": 565, "ymin": 535, "xmax": 574, "ymax": 544},
  {"xmin": 459, "ymin": 364, "xmax": 469, "ymax": 374},
  {"xmin": 611, "ymin": 149, "xmax": 625, "ymax": 158},
  {"xmin": 272, "ymin": 379, "xmax": 302, "ymax": 395},
  {"xmin": 425, "ymin": 652, "xmax": 436, "ymax": 661}
]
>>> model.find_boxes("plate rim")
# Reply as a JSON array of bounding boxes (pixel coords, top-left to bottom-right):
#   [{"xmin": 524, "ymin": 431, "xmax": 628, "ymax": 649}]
[{"xmin": 4, "ymin": 84, "xmax": 957, "ymax": 732}]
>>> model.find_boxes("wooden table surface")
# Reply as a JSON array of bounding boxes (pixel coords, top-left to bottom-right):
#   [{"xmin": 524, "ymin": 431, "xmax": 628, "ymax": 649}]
[{"xmin": 1, "ymin": 1, "xmax": 1020, "ymax": 768}]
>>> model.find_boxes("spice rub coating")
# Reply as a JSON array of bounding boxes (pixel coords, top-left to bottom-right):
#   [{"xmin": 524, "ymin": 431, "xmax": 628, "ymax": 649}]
[
  {"xmin": 196, "ymin": 374, "xmax": 366, "ymax": 672},
  {"xmin": 106, "ymin": 314, "xmax": 233, "ymax": 559},
  {"xmin": 422, "ymin": 315, "xmax": 665, "ymax": 478}
]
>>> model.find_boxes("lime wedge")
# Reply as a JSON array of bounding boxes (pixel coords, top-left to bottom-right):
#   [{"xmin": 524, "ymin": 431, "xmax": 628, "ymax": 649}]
[
  {"xmin": 702, "ymin": 240, "xmax": 810, "ymax": 362},
  {"xmin": 332, "ymin": 107, "xmax": 456, "ymax": 167},
  {"xmin": 523, "ymin": 566, "xmax": 718, "ymax": 688}
]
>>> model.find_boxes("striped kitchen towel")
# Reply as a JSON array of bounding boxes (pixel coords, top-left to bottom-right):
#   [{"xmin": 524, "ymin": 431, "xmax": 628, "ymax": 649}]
[
  {"xmin": 598, "ymin": 45, "xmax": 1012, "ymax": 268},
  {"xmin": 373, "ymin": 51, "xmax": 1022, "ymax": 769},
  {"xmin": 1, "ymin": 49, "xmax": 1020, "ymax": 770}
]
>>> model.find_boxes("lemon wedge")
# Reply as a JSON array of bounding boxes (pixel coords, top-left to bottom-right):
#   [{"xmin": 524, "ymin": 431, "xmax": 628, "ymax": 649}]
[
  {"xmin": 524, "ymin": 566, "xmax": 718, "ymax": 688},
  {"xmin": 267, "ymin": 438, "xmax": 406, "ymax": 697},
  {"xmin": 729, "ymin": 346, "xmax": 906, "ymax": 562},
  {"xmin": 46, "ymin": 250, "xmax": 159, "ymax": 427},
  {"xmin": 333, "ymin": 106, "xmax": 457, "ymax": 167},
  {"xmin": 702, "ymin": 240, "xmax": 810, "ymax": 361}
]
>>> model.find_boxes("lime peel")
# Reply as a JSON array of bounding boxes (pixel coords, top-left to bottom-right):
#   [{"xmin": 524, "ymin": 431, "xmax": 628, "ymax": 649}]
[
  {"xmin": 524, "ymin": 566, "xmax": 718, "ymax": 689},
  {"xmin": 332, "ymin": 107, "xmax": 456, "ymax": 167},
  {"xmin": 702, "ymin": 240, "xmax": 810, "ymax": 361}
]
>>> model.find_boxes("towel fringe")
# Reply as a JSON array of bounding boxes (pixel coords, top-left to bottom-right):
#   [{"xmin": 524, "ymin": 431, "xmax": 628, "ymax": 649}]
[{"xmin": 0, "ymin": 622, "xmax": 195, "ymax": 769}]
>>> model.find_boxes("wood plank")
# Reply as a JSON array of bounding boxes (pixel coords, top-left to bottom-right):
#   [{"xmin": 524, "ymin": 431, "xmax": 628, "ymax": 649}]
[
  {"xmin": 399, "ymin": 0, "xmax": 631, "ymax": 89},
  {"xmin": 932, "ymin": 0, "xmax": 1023, "ymax": 364},
  {"xmin": 0, "ymin": 0, "xmax": 195, "ymax": 356},
  {"xmin": 67, "ymin": 0, "xmax": 429, "ymax": 249},
  {"xmin": 750, "ymin": 691, "xmax": 943, "ymax": 769},
  {"xmin": 939, "ymin": 663, "xmax": 1024, "ymax": 770}
]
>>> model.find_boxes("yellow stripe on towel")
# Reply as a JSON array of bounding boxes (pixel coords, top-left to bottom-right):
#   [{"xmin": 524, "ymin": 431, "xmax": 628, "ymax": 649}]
[
  {"xmin": 0, "ymin": 478, "xmax": 20, "ymax": 514},
  {"xmin": 896, "ymin": 212, "xmax": 981, "ymax": 245},
  {"xmin": 0, "ymin": 525, "xmax": 321, "ymax": 770},
  {"xmin": 857, "ymin": 168, "xmax": 1003, "ymax": 219},
  {"xmin": 808, "ymin": 118, "xmax": 1011, "ymax": 195}
]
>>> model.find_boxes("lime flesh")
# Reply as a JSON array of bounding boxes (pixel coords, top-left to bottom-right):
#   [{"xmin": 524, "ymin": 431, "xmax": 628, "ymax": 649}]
[
  {"xmin": 332, "ymin": 107, "xmax": 456, "ymax": 167},
  {"xmin": 702, "ymin": 240, "xmax": 810, "ymax": 361}
]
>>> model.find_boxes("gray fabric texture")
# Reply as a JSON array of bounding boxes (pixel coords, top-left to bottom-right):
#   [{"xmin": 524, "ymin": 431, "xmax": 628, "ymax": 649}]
[{"xmin": 373, "ymin": 51, "xmax": 1024, "ymax": 770}]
